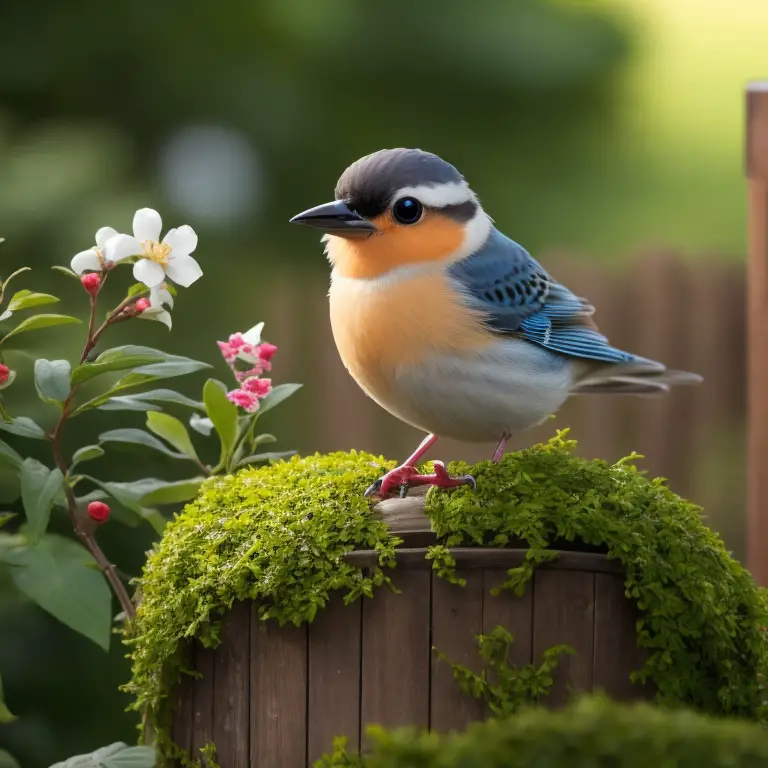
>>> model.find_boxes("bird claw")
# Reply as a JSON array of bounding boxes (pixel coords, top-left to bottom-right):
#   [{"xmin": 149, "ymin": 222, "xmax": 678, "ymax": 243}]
[{"xmin": 364, "ymin": 460, "xmax": 476, "ymax": 500}]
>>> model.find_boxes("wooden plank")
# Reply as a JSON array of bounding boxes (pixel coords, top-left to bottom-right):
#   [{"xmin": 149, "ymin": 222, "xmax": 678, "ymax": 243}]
[
  {"xmin": 308, "ymin": 593, "xmax": 363, "ymax": 764},
  {"xmin": 747, "ymin": 82, "xmax": 768, "ymax": 586},
  {"xmin": 482, "ymin": 569, "xmax": 533, "ymax": 670},
  {"xmin": 250, "ymin": 608, "xmax": 308, "ymax": 768},
  {"xmin": 361, "ymin": 570, "xmax": 430, "ymax": 751},
  {"xmin": 191, "ymin": 643, "xmax": 215, "ymax": 760},
  {"xmin": 532, "ymin": 569, "xmax": 595, "ymax": 707},
  {"xmin": 345, "ymin": 548, "xmax": 622, "ymax": 575},
  {"xmin": 592, "ymin": 573, "xmax": 653, "ymax": 701},
  {"xmin": 213, "ymin": 602, "xmax": 250, "ymax": 766},
  {"xmin": 171, "ymin": 647, "xmax": 194, "ymax": 762},
  {"xmin": 430, "ymin": 570, "xmax": 485, "ymax": 732}
]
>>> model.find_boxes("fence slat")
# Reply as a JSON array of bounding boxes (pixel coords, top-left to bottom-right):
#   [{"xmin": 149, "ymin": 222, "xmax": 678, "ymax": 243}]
[
  {"xmin": 532, "ymin": 569, "xmax": 595, "ymax": 707},
  {"xmin": 250, "ymin": 610, "xmax": 308, "ymax": 768},
  {"xmin": 171, "ymin": 650, "xmax": 194, "ymax": 763},
  {"xmin": 308, "ymin": 593, "xmax": 363, "ymax": 765},
  {"xmin": 361, "ymin": 570, "xmax": 431, "ymax": 750},
  {"xmin": 213, "ymin": 602, "xmax": 250, "ymax": 766},
  {"xmin": 191, "ymin": 645, "xmax": 215, "ymax": 760},
  {"xmin": 482, "ymin": 570, "xmax": 533, "ymax": 669},
  {"xmin": 430, "ymin": 570, "xmax": 485, "ymax": 731}
]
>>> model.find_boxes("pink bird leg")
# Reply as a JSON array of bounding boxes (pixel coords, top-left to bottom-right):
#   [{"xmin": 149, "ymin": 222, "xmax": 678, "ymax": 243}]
[{"xmin": 364, "ymin": 434, "xmax": 476, "ymax": 499}]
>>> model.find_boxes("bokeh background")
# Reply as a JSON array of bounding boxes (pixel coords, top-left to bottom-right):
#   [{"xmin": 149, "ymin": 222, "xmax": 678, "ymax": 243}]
[{"xmin": 0, "ymin": 0, "xmax": 765, "ymax": 764}]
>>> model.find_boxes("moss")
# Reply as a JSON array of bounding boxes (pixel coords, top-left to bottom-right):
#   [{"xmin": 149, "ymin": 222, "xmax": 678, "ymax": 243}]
[
  {"xmin": 124, "ymin": 432, "xmax": 768, "ymax": 765},
  {"xmin": 123, "ymin": 450, "xmax": 399, "ymax": 763},
  {"xmin": 424, "ymin": 430, "xmax": 768, "ymax": 718},
  {"xmin": 315, "ymin": 694, "xmax": 768, "ymax": 768}
]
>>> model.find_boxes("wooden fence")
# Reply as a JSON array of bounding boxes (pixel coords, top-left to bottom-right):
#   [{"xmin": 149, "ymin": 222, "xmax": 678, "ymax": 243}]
[{"xmin": 260, "ymin": 253, "xmax": 747, "ymax": 556}]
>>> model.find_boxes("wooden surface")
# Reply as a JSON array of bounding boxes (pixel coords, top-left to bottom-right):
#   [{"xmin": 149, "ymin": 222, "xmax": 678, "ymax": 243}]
[
  {"xmin": 748, "ymin": 82, "xmax": 768, "ymax": 586},
  {"xmin": 172, "ymin": 546, "xmax": 650, "ymax": 766}
]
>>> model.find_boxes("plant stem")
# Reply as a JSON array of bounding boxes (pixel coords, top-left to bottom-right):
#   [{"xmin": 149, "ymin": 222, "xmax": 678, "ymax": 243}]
[{"xmin": 48, "ymin": 272, "xmax": 140, "ymax": 621}]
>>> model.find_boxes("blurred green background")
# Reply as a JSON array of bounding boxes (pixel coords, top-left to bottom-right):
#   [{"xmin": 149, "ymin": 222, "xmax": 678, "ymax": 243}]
[{"xmin": 0, "ymin": 0, "xmax": 765, "ymax": 765}]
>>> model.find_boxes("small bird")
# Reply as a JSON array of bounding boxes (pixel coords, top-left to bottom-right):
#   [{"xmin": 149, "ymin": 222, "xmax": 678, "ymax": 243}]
[{"xmin": 290, "ymin": 148, "xmax": 702, "ymax": 499}]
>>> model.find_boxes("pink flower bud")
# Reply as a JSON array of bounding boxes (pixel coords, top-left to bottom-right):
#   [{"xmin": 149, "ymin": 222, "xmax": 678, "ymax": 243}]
[
  {"xmin": 87, "ymin": 501, "xmax": 111, "ymax": 523},
  {"xmin": 135, "ymin": 298, "xmax": 151, "ymax": 312},
  {"xmin": 217, "ymin": 340, "xmax": 238, "ymax": 363},
  {"xmin": 241, "ymin": 377, "xmax": 272, "ymax": 398},
  {"xmin": 0, "ymin": 364, "xmax": 9, "ymax": 385},
  {"xmin": 81, "ymin": 273, "xmax": 101, "ymax": 296},
  {"xmin": 257, "ymin": 342, "xmax": 278, "ymax": 362},
  {"xmin": 226, "ymin": 388, "xmax": 261, "ymax": 413}
]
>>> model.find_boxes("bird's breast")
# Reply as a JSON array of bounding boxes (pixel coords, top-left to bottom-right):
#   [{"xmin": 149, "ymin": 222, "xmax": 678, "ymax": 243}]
[{"xmin": 328, "ymin": 269, "xmax": 494, "ymax": 407}]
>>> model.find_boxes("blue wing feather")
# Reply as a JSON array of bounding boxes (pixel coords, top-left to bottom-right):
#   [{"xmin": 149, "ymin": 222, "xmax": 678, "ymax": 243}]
[{"xmin": 448, "ymin": 228, "xmax": 640, "ymax": 365}]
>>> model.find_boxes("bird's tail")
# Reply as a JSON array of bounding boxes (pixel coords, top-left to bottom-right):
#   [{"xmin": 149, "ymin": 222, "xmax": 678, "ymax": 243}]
[{"xmin": 571, "ymin": 358, "xmax": 702, "ymax": 397}]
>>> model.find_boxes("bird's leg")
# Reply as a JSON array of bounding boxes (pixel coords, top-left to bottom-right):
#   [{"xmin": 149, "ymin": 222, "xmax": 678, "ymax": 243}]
[
  {"xmin": 492, "ymin": 433, "xmax": 511, "ymax": 463},
  {"xmin": 364, "ymin": 434, "xmax": 475, "ymax": 499}
]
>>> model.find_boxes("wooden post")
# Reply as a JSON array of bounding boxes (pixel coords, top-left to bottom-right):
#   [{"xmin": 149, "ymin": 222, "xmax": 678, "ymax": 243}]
[{"xmin": 747, "ymin": 82, "xmax": 768, "ymax": 585}]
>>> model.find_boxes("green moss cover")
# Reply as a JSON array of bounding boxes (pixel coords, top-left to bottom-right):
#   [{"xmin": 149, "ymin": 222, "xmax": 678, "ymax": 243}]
[
  {"xmin": 124, "ymin": 432, "xmax": 768, "ymax": 765},
  {"xmin": 316, "ymin": 695, "xmax": 768, "ymax": 768}
]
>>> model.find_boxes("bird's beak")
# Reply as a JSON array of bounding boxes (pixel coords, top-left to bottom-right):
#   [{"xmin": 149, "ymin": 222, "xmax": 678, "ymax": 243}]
[{"xmin": 289, "ymin": 200, "xmax": 377, "ymax": 238}]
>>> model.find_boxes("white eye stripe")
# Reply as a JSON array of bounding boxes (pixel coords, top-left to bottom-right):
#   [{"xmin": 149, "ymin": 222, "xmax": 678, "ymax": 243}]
[{"xmin": 391, "ymin": 181, "xmax": 475, "ymax": 208}]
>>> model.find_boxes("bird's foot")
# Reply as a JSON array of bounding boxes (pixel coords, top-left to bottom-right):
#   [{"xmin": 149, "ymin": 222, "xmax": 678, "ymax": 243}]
[{"xmin": 364, "ymin": 460, "xmax": 476, "ymax": 499}]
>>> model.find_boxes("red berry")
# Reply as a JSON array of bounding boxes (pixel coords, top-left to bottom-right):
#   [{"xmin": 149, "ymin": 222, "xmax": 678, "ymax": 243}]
[
  {"xmin": 87, "ymin": 501, "xmax": 111, "ymax": 523},
  {"xmin": 0, "ymin": 364, "xmax": 9, "ymax": 385},
  {"xmin": 80, "ymin": 273, "xmax": 101, "ymax": 296},
  {"xmin": 258, "ymin": 342, "xmax": 278, "ymax": 362},
  {"xmin": 135, "ymin": 298, "xmax": 151, "ymax": 312}
]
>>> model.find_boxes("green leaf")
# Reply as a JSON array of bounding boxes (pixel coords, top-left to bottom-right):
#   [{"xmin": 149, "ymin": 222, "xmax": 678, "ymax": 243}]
[
  {"xmin": 7, "ymin": 290, "xmax": 60, "ymax": 311},
  {"xmin": 70, "ymin": 345, "xmax": 169, "ymax": 385},
  {"xmin": 97, "ymin": 389, "xmax": 204, "ymax": 413},
  {"xmin": 1, "ymin": 268, "xmax": 30, "ymax": 292},
  {"xmin": 203, "ymin": 378, "xmax": 237, "ymax": 462},
  {"xmin": 49, "ymin": 743, "xmax": 156, "ymax": 768},
  {"xmin": 0, "ymin": 438, "xmax": 22, "ymax": 469},
  {"xmin": 0, "ymin": 750, "xmax": 21, "ymax": 768},
  {"xmin": 0, "ymin": 670, "xmax": 16, "ymax": 724},
  {"xmin": 51, "ymin": 265, "xmax": 80, "ymax": 280},
  {"xmin": 34, "ymin": 358, "xmax": 72, "ymax": 402},
  {"xmin": 6, "ymin": 534, "xmax": 111, "ymax": 649},
  {"xmin": 140, "ymin": 478, "xmax": 204, "ymax": 506},
  {"xmin": 258, "ymin": 383, "xmax": 303, "ymax": 414},
  {"xmin": 20, "ymin": 459, "xmax": 64, "ymax": 541},
  {"xmin": 255, "ymin": 433, "xmax": 277, "ymax": 445},
  {"xmin": 0, "ymin": 416, "xmax": 46, "ymax": 439},
  {"xmin": 146, "ymin": 412, "xmax": 198, "ymax": 459},
  {"xmin": 85, "ymin": 476, "xmax": 203, "ymax": 510},
  {"xmin": 71, "ymin": 445, "xmax": 105, "ymax": 468},
  {"xmin": 1, "ymin": 313, "xmax": 80, "ymax": 344},
  {"xmin": 0, "ymin": 512, "xmax": 16, "ymax": 528},
  {"xmin": 98, "ymin": 429, "xmax": 187, "ymax": 459},
  {"xmin": 235, "ymin": 450, "xmax": 296, "ymax": 468},
  {"xmin": 126, "ymin": 283, "xmax": 149, "ymax": 298}
]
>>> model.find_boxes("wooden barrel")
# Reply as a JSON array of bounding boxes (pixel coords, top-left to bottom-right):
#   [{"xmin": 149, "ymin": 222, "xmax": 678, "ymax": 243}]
[{"xmin": 170, "ymin": 541, "xmax": 650, "ymax": 767}]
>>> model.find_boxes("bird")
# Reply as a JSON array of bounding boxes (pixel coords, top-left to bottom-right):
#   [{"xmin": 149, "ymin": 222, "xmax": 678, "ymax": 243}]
[{"xmin": 289, "ymin": 148, "xmax": 702, "ymax": 499}]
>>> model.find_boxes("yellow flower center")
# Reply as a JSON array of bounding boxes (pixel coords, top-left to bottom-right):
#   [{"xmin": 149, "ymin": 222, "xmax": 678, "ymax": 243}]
[{"xmin": 142, "ymin": 240, "xmax": 172, "ymax": 266}]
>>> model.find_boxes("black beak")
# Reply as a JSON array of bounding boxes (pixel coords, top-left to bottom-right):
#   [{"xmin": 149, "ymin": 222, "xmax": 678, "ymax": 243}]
[{"xmin": 289, "ymin": 200, "xmax": 377, "ymax": 237}]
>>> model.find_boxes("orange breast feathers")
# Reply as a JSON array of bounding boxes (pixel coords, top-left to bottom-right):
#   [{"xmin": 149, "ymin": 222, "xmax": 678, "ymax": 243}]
[{"xmin": 328, "ymin": 269, "xmax": 495, "ymax": 402}]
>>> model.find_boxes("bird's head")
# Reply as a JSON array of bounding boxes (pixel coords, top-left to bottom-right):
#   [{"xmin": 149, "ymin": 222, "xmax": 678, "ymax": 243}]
[{"xmin": 289, "ymin": 148, "xmax": 491, "ymax": 279}]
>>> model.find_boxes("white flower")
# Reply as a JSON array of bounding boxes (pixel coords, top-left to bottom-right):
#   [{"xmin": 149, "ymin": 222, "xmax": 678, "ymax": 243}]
[
  {"xmin": 237, "ymin": 322, "xmax": 264, "ymax": 362},
  {"xmin": 127, "ymin": 208, "xmax": 202, "ymax": 289},
  {"xmin": 137, "ymin": 284, "xmax": 174, "ymax": 330},
  {"xmin": 70, "ymin": 226, "xmax": 139, "ymax": 275}
]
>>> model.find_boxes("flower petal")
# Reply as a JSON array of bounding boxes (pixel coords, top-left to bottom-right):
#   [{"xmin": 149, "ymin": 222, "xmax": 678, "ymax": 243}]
[
  {"xmin": 71, "ymin": 249, "xmax": 102, "ymax": 274},
  {"xmin": 165, "ymin": 253, "xmax": 203, "ymax": 287},
  {"xmin": 138, "ymin": 308, "xmax": 172, "ymax": 330},
  {"xmin": 163, "ymin": 224, "xmax": 198, "ymax": 255},
  {"xmin": 133, "ymin": 208, "xmax": 162, "ymax": 242},
  {"xmin": 133, "ymin": 258, "xmax": 166, "ymax": 288},
  {"xmin": 104, "ymin": 234, "xmax": 141, "ymax": 264},
  {"xmin": 94, "ymin": 226, "xmax": 119, "ymax": 248},
  {"xmin": 150, "ymin": 286, "xmax": 174, "ymax": 309},
  {"xmin": 242, "ymin": 322, "xmax": 264, "ymax": 346}
]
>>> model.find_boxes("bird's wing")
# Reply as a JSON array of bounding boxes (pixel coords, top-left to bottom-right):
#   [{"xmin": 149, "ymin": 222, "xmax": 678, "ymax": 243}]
[{"xmin": 447, "ymin": 228, "xmax": 641, "ymax": 365}]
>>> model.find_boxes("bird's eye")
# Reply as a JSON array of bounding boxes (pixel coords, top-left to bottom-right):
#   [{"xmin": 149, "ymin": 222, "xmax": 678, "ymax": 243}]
[{"xmin": 392, "ymin": 197, "xmax": 423, "ymax": 225}]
